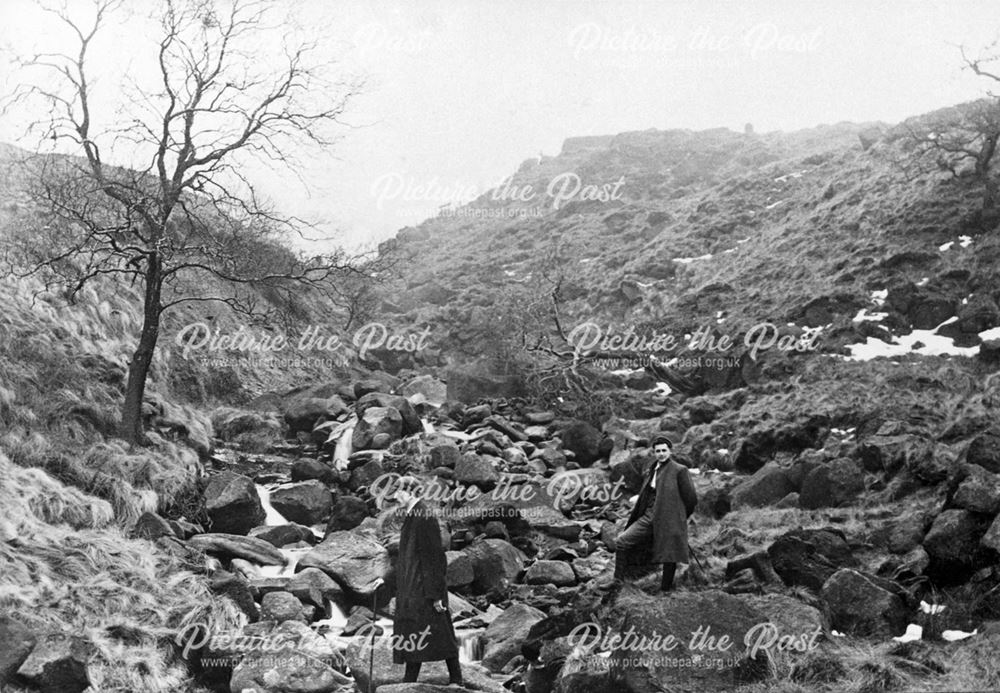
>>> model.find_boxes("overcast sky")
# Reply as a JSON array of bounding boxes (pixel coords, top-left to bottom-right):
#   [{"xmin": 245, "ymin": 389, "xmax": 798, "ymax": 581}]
[{"xmin": 2, "ymin": 0, "xmax": 999, "ymax": 252}]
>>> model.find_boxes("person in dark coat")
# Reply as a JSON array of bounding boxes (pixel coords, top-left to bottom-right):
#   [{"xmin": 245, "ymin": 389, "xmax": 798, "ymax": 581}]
[
  {"xmin": 614, "ymin": 435, "xmax": 698, "ymax": 592},
  {"xmin": 391, "ymin": 476, "xmax": 463, "ymax": 685}
]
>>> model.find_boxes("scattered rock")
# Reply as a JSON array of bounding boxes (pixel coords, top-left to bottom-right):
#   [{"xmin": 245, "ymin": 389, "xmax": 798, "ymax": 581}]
[
  {"xmin": 187, "ymin": 533, "xmax": 287, "ymax": 566},
  {"xmin": 767, "ymin": 528, "xmax": 856, "ymax": 591},
  {"xmin": 299, "ymin": 530, "xmax": 390, "ymax": 597},
  {"xmin": 821, "ymin": 569, "xmax": 908, "ymax": 637},
  {"xmin": 524, "ymin": 560, "xmax": 576, "ymax": 586},
  {"xmin": 204, "ymin": 471, "xmax": 266, "ymax": 535},
  {"xmin": 799, "ymin": 458, "xmax": 865, "ymax": 509},
  {"xmin": 259, "ymin": 590, "xmax": 308, "ymax": 623},
  {"xmin": 731, "ymin": 462, "xmax": 794, "ymax": 508},
  {"xmin": 462, "ymin": 538, "xmax": 526, "ymax": 593},
  {"xmin": 16, "ymin": 633, "xmax": 94, "ymax": 693},
  {"xmin": 482, "ymin": 602, "xmax": 546, "ymax": 672},
  {"xmin": 270, "ymin": 481, "xmax": 333, "ymax": 525}
]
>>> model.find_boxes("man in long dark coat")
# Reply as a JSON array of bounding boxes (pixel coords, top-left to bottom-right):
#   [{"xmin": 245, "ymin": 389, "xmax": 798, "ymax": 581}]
[
  {"xmin": 614, "ymin": 435, "xmax": 698, "ymax": 592},
  {"xmin": 391, "ymin": 476, "xmax": 463, "ymax": 686}
]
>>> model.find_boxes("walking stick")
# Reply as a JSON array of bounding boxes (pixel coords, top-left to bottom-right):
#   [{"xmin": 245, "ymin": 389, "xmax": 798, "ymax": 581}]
[{"xmin": 370, "ymin": 577, "xmax": 384, "ymax": 693}]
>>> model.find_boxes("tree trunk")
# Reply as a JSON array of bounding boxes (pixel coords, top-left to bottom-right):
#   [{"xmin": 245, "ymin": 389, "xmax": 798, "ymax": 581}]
[{"xmin": 120, "ymin": 253, "xmax": 162, "ymax": 445}]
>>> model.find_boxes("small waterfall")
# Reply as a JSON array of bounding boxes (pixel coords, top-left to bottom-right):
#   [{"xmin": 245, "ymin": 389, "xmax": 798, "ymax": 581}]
[
  {"xmin": 456, "ymin": 628, "xmax": 484, "ymax": 663},
  {"xmin": 333, "ymin": 421, "xmax": 355, "ymax": 470},
  {"xmin": 422, "ymin": 418, "xmax": 435, "ymax": 434},
  {"xmin": 256, "ymin": 484, "xmax": 289, "ymax": 526}
]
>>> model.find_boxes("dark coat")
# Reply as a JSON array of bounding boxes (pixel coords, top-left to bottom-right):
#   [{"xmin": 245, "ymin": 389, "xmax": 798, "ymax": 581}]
[
  {"xmin": 393, "ymin": 500, "xmax": 458, "ymax": 663},
  {"xmin": 625, "ymin": 459, "xmax": 698, "ymax": 563}
]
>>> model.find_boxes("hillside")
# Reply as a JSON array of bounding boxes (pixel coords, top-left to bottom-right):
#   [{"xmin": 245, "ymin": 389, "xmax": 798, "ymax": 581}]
[{"xmin": 3, "ymin": 101, "xmax": 1000, "ymax": 693}]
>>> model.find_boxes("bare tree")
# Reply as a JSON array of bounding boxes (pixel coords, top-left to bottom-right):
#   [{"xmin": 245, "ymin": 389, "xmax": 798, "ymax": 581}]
[
  {"xmin": 888, "ymin": 44, "xmax": 1000, "ymax": 214},
  {"xmin": 4, "ymin": 0, "xmax": 373, "ymax": 444}
]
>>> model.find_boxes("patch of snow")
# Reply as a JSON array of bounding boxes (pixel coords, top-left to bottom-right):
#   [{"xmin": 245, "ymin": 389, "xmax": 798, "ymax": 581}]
[
  {"xmin": 504, "ymin": 270, "xmax": 516, "ymax": 277},
  {"xmin": 737, "ymin": 237, "xmax": 750, "ymax": 243},
  {"xmin": 870, "ymin": 289, "xmax": 887, "ymax": 306},
  {"xmin": 916, "ymin": 277, "xmax": 929, "ymax": 287},
  {"xmin": 853, "ymin": 308, "xmax": 888, "ymax": 323},
  {"xmin": 637, "ymin": 281, "xmax": 654, "ymax": 288},
  {"xmin": 831, "ymin": 630, "xmax": 845, "ymax": 638},
  {"xmin": 764, "ymin": 199, "xmax": 785, "ymax": 210},
  {"xmin": 841, "ymin": 317, "xmax": 997, "ymax": 360},
  {"xmin": 654, "ymin": 382, "xmax": 672, "ymax": 395},
  {"xmin": 919, "ymin": 601, "xmax": 945, "ymax": 615},
  {"xmin": 672, "ymin": 254, "xmax": 713, "ymax": 264},
  {"xmin": 960, "ymin": 235, "xmax": 973, "ymax": 248},
  {"xmin": 939, "ymin": 241, "xmax": 954, "ymax": 252},
  {"xmin": 942, "ymin": 629, "xmax": 977, "ymax": 642},
  {"xmin": 892, "ymin": 624, "xmax": 923, "ymax": 643},
  {"xmin": 579, "ymin": 258, "xmax": 596, "ymax": 264},
  {"xmin": 774, "ymin": 169, "xmax": 809, "ymax": 183},
  {"xmin": 717, "ymin": 448, "xmax": 729, "ymax": 456}
]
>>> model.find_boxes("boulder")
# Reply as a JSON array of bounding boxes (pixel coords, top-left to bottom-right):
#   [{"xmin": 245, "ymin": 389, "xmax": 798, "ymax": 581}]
[
  {"xmin": 455, "ymin": 453, "xmax": 500, "ymax": 491},
  {"xmin": 0, "ymin": 617, "xmax": 36, "ymax": 686},
  {"xmin": 744, "ymin": 593, "xmax": 824, "ymax": 636},
  {"xmin": 16, "ymin": 634, "xmax": 94, "ymax": 693},
  {"xmin": 482, "ymin": 603, "xmax": 546, "ymax": 672},
  {"xmin": 291, "ymin": 458, "xmax": 338, "ymax": 484},
  {"xmin": 249, "ymin": 523, "xmax": 317, "ymax": 548},
  {"xmin": 731, "ymin": 462, "xmax": 794, "ymax": 508},
  {"xmin": 204, "ymin": 471, "xmax": 265, "ymax": 535},
  {"xmin": 446, "ymin": 551, "xmax": 474, "ymax": 588},
  {"xmin": 269, "ymin": 481, "xmax": 333, "ymax": 525},
  {"xmin": 131, "ymin": 511, "xmax": 176, "ymax": 541},
  {"xmin": 953, "ymin": 465, "xmax": 1000, "ymax": 514},
  {"xmin": 858, "ymin": 434, "xmax": 929, "ymax": 475},
  {"xmin": 353, "ymin": 406, "xmax": 403, "ymax": 450},
  {"xmin": 299, "ymin": 530, "xmax": 391, "ymax": 597},
  {"xmin": 286, "ymin": 567, "xmax": 344, "ymax": 609},
  {"xmin": 572, "ymin": 554, "xmax": 613, "ymax": 581},
  {"xmin": 799, "ymin": 458, "xmax": 865, "ymax": 509},
  {"xmin": 429, "ymin": 443, "xmax": 461, "ymax": 469},
  {"xmin": 230, "ymin": 650, "xmax": 350, "ymax": 693},
  {"xmin": 982, "ymin": 515, "xmax": 1000, "ymax": 553},
  {"xmin": 609, "ymin": 589, "xmax": 771, "ymax": 693},
  {"xmin": 462, "ymin": 538, "xmax": 526, "ymax": 593},
  {"xmin": 965, "ymin": 428, "xmax": 1000, "ymax": 474},
  {"xmin": 187, "ymin": 533, "xmax": 287, "ymax": 566},
  {"xmin": 923, "ymin": 509, "xmax": 989, "ymax": 577},
  {"xmin": 820, "ymin": 569, "xmax": 908, "ymax": 637},
  {"xmin": 355, "ymin": 392, "xmax": 422, "ymax": 436},
  {"xmin": 400, "ymin": 375, "xmax": 447, "ymax": 407},
  {"xmin": 326, "ymin": 495, "xmax": 370, "ymax": 533},
  {"xmin": 560, "ymin": 421, "xmax": 604, "ymax": 466},
  {"xmin": 524, "ymin": 560, "xmax": 576, "ymax": 586},
  {"xmin": 767, "ymin": 528, "xmax": 856, "ymax": 591},
  {"xmin": 284, "ymin": 396, "xmax": 348, "ymax": 434},
  {"xmin": 259, "ymin": 591, "xmax": 308, "ymax": 623}
]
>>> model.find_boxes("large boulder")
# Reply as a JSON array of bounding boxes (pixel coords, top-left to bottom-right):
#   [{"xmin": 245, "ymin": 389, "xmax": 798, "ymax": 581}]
[
  {"xmin": 16, "ymin": 634, "xmax": 94, "ymax": 693},
  {"xmin": 270, "ymin": 481, "xmax": 333, "ymax": 525},
  {"xmin": 767, "ymin": 528, "xmax": 856, "ymax": 591},
  {"xmin": 560, "ymin": 421, "xmax": 604, "ymax": 466},
  {"xmin": 731, "ymin": 462, "xmax": 794, "ymax": 508},
  {"xmin": 820, "ymin": 569, "xmax": 908, "ymax": 637},
  {"xmin": 799, "ymin": 458, "xmax": 865, "ymax": 509},
  {"xmin": 355, "ymin": 392, "xmax": 422, "ymax": 436},
  {"xmin": 352, "ymin": 406, "xmax": 404, "ymax": 450},
  {"xmin": 326, "ymin": 495, "xmax": 370, "ymax": 533},
  {"xmin": 524, "ymin": 560, "xmax": 576, "ymax": 586},
  {"xmin": 400, "ymin": 375, "xmax": 448, "ymax": 407},
  {"xmin": 482, "ymin": 603, "xmax": 546, "ymax": 672},
  {"xmin": 203, "ymin": 472, "xmax": 266, "ymax": 535},
  {"xmin": 259, "ymin": 591, "xmax": 309, "ymax": 623},
  {"xmin": 885, "ymin": 283, "xmax": 956, "ymax": 330},
  {"xmin": 922, "ymin": 509, "xmax": 990, "ymax": 579},
  {"xmin": 299, "ymin": 530, "xmax": 391, "ymax": 597},
  {"xmin": 187, "ymin": 533, "xmax": 287, "ymax": 566},
  {"xmin": 284, "ymin": 396, "xmax": 348, "ymax": 434},
  {"xmin": 857, "ymin": 434, "xmax": 927, "ymax": 475},
  {"xmin": 462, "ymin": 538, "xmax": 526, "ymax": 593},
  {"xmin": 965, "ymin": 428, "xmax": 1000, "ymax": 473},
  {"xmin": 608, "ymin": 589, "xmax": 772, "ymax": 693},
  {"xmin": 454, "ymin": 453, "xmax": 500, "ymax": 491},
  {"xmin": 952, "ymin": 465, "xmax": 1000, "ymax": 514}
]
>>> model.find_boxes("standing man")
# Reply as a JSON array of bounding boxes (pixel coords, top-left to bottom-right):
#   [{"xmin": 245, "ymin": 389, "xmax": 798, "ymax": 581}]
[
  {"xmin": 391, "ymin": 476, "xmax": 464, "ymax": 687},
  {"xmin": 614, "ymin": 435, "xmax": 698, "ymax": 592}
]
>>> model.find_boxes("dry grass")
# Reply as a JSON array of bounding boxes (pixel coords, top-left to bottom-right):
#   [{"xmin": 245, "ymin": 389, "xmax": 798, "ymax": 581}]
[{"xmin": 0, "ymin": 452, "xmax": 244, "ymax": 692}]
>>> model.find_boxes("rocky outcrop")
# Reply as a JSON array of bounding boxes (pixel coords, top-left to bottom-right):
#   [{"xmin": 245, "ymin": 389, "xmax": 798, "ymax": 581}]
[
  {"xmin": 820, "ymin": 569, "xmax": 908, "ymax": 637},
  {"xmin": 299, "ymin": 530, "xmax": 391, "ymax": 597},
  {"xmin": 270, "ymin": 480, "xmax": 333, "ymax": 525}
]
